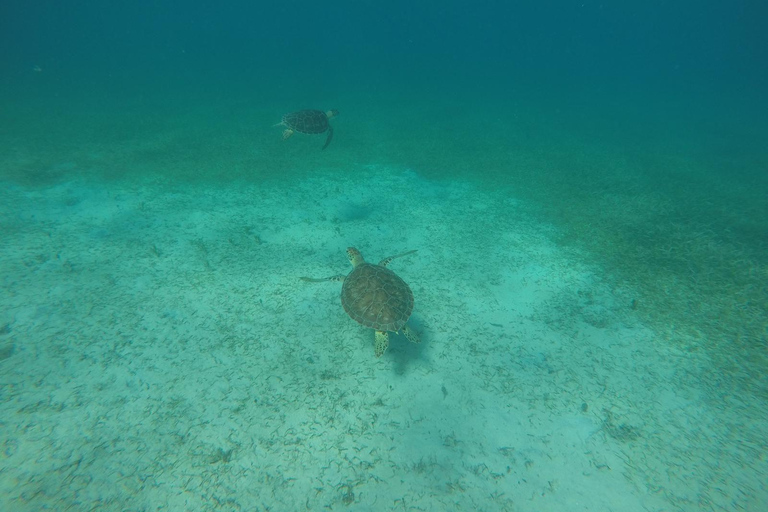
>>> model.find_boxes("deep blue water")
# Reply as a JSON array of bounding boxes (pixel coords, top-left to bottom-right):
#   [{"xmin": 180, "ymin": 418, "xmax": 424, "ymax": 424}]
[{"xmin": 2, "ymin": 1, "xmax": 767, "ymax": 97}]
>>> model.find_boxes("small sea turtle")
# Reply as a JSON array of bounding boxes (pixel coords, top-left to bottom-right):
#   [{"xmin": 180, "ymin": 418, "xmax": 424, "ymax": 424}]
[
  {"xmin": 277, "ymin": 109, "xmax": 338, "ymax": 149},
  {"xmin": 301, "ymin": 247, "xmax": 420, "ymax": 357}
]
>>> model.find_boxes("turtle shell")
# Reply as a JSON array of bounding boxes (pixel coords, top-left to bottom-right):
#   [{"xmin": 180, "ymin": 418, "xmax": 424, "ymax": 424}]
[
  {"xmin": 341, "ymin": 263, "xmax": 414, "ymax": 332},
  {"xmin": 282, "ymin": 110, "xmax": 330, "ymax": 134}
]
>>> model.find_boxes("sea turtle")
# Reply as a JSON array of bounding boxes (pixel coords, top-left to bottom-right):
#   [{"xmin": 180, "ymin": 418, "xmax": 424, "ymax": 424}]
[
  {"xmin": 277, "ymin": 109, "xmax": 338, "ymax": 150},
  {"xmin": 301, "ymin": 247, "xmax": 420, "ymax": 357}
]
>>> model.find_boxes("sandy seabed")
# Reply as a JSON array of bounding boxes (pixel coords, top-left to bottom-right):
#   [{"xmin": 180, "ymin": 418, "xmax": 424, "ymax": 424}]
[{"xmin": 0, "ymin": 165, "xmax": 765, "ymax": 511}]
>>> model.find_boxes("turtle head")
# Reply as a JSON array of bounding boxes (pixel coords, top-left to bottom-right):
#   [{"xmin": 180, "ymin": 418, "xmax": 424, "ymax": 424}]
[
  {"xmin": 326, "ymin": 110, "xmax": 339, "ymax": 119},
  {"xmin": 346, "ymin": 247, "xmax": 365, "ymax": 267}
]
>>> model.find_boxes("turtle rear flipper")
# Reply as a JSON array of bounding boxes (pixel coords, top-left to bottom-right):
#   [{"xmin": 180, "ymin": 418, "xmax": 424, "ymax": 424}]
[
  {"xmin": 374, "ymin": 331, "xmax": 389, "ymax": 358},
  {"xmin": 322, "ymin": 127, "xmax": 334, "ymax": 150},
  {"xmin": 401, "ymin": 324, "xmax": 420, "ymax": 344}
]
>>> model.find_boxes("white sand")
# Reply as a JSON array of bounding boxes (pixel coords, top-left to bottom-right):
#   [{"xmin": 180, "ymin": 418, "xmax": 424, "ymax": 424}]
[{"xmin": 0, "ymin": 166, "xmax": 765, "ymax": 511}]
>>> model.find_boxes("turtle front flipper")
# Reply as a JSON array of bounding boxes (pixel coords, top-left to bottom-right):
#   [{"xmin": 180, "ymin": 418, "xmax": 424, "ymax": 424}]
[
  {"xmin": 401, "ymin": 324, "xmax": 420, "ymax": 344},
  {"xmin": 282, "ymin": 129, "xmax": 294, "ymax": 140},
  {"xmin": 300, "ymin": 274, "xmax": 346, "ymax": 282},
  {"xmin": 322, "ymin": 126, "xmax": 334, "ymax": 150},
  {"xmin": 378, "ymin": 250, "xmax": 417, "ymax": 267},
  {"xmin": 374, "ymin": 331, "xmax": 389, "ymax": 358}
]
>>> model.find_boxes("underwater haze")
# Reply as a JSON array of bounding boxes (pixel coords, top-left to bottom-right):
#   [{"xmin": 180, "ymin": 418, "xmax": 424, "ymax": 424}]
[{"xmin": 1, "ymin": 1, "xmax": 767, "ymax": 511}]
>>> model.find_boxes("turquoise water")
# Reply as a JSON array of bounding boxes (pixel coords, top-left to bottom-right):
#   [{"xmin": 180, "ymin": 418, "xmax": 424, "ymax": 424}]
[{"xmin": 1, "ymin": 2, "xmax": 767, "ymax": 511}]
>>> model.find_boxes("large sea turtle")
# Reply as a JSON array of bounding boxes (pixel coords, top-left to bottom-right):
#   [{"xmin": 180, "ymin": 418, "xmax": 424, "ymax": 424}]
[
  {"xmin": 301, "ymin": 247, "xmax": 420, "ymax": 357},
  {"xmin": 277, "ymin": 109, "xmax": 338, "ymax": 149}
]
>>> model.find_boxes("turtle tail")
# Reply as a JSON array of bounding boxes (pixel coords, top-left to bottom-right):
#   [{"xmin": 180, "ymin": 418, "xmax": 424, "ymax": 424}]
[{"xmin": 322, "ymin": 127, "xmax": 334, "ymax": 150}]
